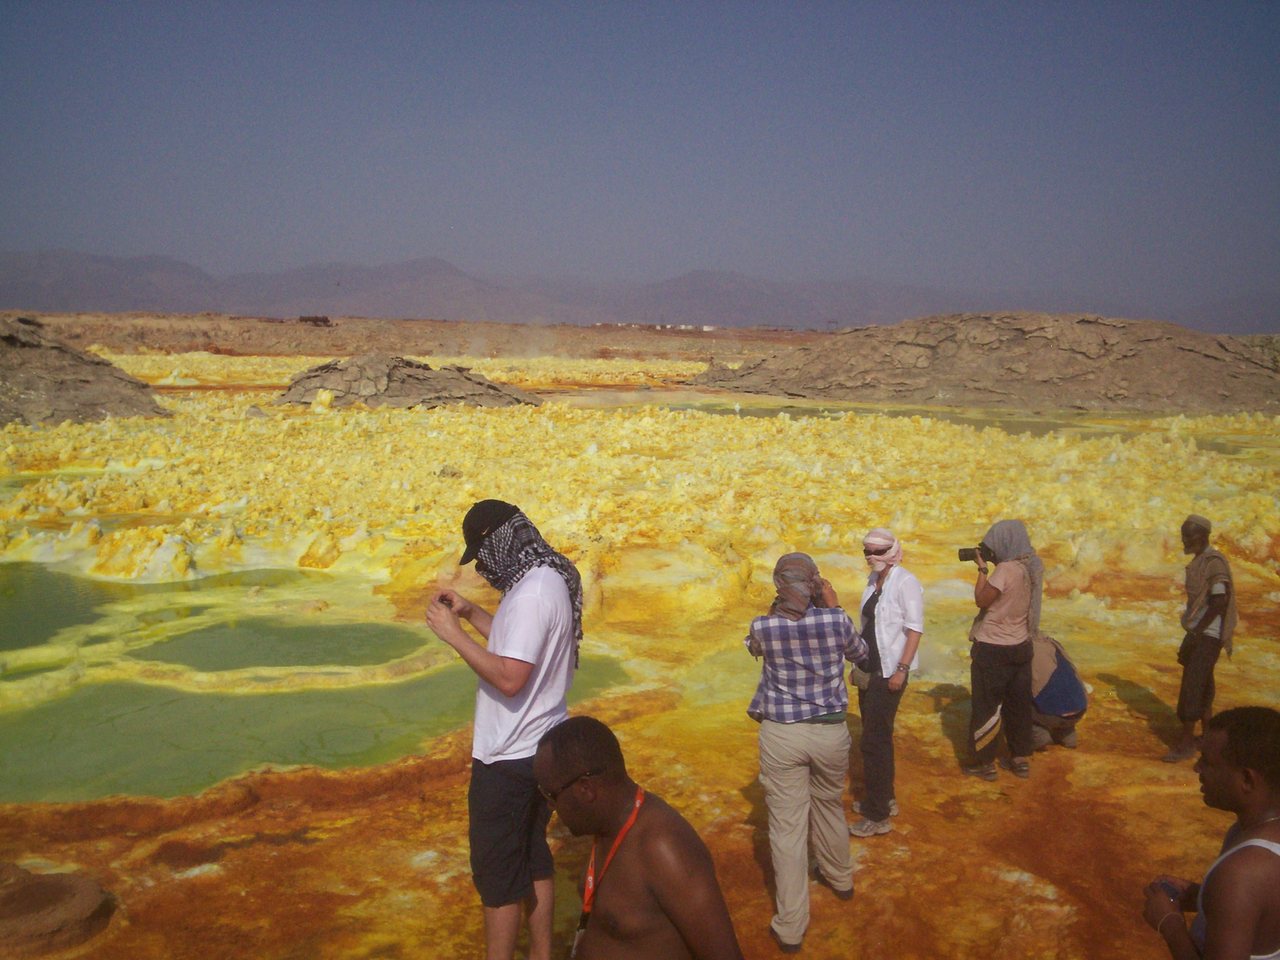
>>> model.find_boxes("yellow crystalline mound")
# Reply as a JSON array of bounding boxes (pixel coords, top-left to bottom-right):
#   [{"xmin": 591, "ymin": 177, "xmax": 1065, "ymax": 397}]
[{"xmin": 1, "ymin": 394, "xmax": 1277, "ymax": 587}]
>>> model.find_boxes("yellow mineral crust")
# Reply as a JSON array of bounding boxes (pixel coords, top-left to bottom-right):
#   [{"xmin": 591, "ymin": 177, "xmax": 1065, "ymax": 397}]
[
  {"xmin": 91, "ymin": 349, "xmax": 709, "ymax": 389},
  {"xmin": 2, "ymin": 368, "xmax": 1279, "ymax": 960}
]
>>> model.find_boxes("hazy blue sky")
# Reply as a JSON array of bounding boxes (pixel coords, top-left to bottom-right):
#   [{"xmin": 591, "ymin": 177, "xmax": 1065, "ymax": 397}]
[{"xmin": 1, "ymin": 2, "xmax": 1277, "ymax": 310}]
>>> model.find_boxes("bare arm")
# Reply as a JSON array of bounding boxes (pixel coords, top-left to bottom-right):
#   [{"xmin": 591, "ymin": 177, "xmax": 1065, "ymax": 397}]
[
  {"xmin": 1190, "ymin": 588, "xmax": 1230, "ymax": 636},
  {"xmin": 431, "ymin": 588, "xmax": 494, "ymax": 639},
  {"xmin": 426, "ymin": 591, "xmax": 533, "ymax": 697},
  {"xmin": 1144, "ymin": 882, "xmax": 1202, "ymax": 960},
  {"xmin": 974, "ymin": 558, "xmax": 1001, "ymax": 608},
  {"xmin": 888, "ymin": 629, "xmax": 922, "ymax": 692},
  {"xmin": 647, "ymin": 823, "xmax": 745, "ymax": 960},
  {"xmin": 1200, "ymin": 852, "xmax": 1272, "ymax": 960}
]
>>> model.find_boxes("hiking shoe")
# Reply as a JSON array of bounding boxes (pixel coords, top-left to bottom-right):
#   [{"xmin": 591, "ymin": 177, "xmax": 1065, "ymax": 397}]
[
  {"xmin": 769, "ymin": 927, "xmax": 802, "ymax": 954},
  {"xmin": 853, "ymin": 799, "xmax": 899, "ymax": 817},
  {"xmin": 962, "ymin": 761, "xmax": 998, "ymax": 781},
  {"xmin": 849, "ymin": 816, "xmax": 893, "ymax": 837},
  {"xmin": 998, "ymin": 757, "xmax": 1030, "ymax": 778}
]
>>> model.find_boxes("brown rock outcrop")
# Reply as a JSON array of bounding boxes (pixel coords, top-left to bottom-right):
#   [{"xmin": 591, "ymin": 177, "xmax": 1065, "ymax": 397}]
[
  {"xmin": 275, "ymin": 354, "xmax": 540, "ymax": 410},
  {"xmin": 695, "ymin": 313, "xmax": 1280, "ymax": 413},
  {"xmin": 0, "ymin": 862, "xmax": 114, "ymax": 956},
  {"xmin": 0, "ymin": 316, "xmax": 168, "ymax": 425}
]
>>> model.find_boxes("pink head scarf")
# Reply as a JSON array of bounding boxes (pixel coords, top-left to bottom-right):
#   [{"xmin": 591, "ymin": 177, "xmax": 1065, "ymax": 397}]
[{"xmin": 863, "ymin": 528, "xmax": 904, "ymax": 574}]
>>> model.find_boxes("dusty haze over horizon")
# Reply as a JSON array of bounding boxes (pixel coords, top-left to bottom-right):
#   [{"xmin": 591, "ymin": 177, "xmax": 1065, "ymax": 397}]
[{"xmin": 1, "ymin": 4, "xmax": 1278, "ymax": 329}]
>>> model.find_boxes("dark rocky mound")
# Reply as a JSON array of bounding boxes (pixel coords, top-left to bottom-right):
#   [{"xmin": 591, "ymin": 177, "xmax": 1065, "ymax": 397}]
[
  {"xmin": 695, "ymin": 313, "xmax": 1280, "ymax": 413},
  {"xmin": 0, "ymin": 316, "xmax": 168, "ymax": 426},
  {"xmin": 0, "ymin": 862, "xmax": 115, "ymax": 957},
  {"xmin": 276, "ymin": 354, "xmax": 540, "ymax": 409}
]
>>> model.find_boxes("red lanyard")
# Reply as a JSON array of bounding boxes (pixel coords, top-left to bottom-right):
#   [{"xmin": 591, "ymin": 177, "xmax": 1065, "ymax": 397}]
[{"xmin": 572, "ymin": 786, "xmax": 644, "ymax": 957}]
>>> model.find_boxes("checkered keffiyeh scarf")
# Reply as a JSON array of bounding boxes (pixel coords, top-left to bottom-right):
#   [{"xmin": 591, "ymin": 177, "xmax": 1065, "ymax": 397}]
[{"xmin": 476, "ymin": 511, "xmax": 584, "ymax": 667}]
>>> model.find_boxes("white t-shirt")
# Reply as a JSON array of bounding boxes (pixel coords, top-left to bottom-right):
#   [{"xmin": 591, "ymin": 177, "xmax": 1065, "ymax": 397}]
[{"xmin": 472, "ymin": 566, "xmax": 576, "ymax": 764}]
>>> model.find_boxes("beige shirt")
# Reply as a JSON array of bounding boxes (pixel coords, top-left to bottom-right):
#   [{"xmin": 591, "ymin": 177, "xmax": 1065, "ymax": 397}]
[{"xmin": 971, "ymin": 561, "xmax": 1031, "ymax": 646}]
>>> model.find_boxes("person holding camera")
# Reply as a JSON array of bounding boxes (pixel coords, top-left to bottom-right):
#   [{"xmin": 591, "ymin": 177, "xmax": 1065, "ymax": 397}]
[
  {"xmin": 962, "ymin": 519, "xmax": 1044, "ymax": 781},
  {"xmin": 425, "ymin": 499, "xmax": 583, "ymax": 960},
  {"xmin": 849, "ymin": 527, "xmax": 923, "ymax": 838},
  {"xmin": 745, "ymin": 553, "xmax": 868, "ymax": 952}
]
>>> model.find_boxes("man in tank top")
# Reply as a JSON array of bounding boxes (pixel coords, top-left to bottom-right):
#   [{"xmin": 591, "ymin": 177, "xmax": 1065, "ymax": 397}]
[{"xmin": 1144, "ymin": 706, "xmax": 1280, "ymax": 960}]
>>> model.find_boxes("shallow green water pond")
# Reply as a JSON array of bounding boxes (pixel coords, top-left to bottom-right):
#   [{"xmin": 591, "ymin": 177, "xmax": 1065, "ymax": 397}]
[{"xmin": 0, "ymin": 562, "xmax": 628, "ymax": 802}]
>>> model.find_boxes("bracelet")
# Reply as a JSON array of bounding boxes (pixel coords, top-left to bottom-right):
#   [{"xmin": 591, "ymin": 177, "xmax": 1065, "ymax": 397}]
[
  {"xmin": 1157, "ymin": 912, "xmax": 1182, "ymax": 939},
  {"xmin": 894, "ymin": 664, "xmax": 910, "ymax": 674}
]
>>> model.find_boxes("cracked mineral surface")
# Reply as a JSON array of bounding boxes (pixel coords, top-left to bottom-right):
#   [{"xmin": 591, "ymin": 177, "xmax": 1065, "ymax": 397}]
[
  {"xmin": 275, "ymin": 354, "xmax": 540, "ymax": 410},
  {"xmin": 695, "ymin": 313, "xmax": 1280, "ymax": 412},
  {"xmin": 0, "ymin": 317, "xmax": 168, "ymax": 426}
]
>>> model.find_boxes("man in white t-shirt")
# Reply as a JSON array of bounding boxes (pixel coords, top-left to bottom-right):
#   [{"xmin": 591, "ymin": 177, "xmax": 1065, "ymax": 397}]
[{"xmin": 426, "ymin": 499, "xmax": 583, "ymax": 960}]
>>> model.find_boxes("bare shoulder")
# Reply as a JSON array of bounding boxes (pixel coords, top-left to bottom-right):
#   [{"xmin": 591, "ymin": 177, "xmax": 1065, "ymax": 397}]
[
  {"xmin": 636, "ymin": 794, "xmax": 715, "ymax": 870},
  {"xmin": 1207, "ymin": 841, "xmax": 1280, "ymax": 900}
]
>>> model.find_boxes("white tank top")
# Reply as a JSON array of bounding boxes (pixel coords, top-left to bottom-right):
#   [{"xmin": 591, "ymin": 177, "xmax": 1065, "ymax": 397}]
[{"xmin": 1193, "ymin": 838, "xmax": 1280, "ymax": 959}]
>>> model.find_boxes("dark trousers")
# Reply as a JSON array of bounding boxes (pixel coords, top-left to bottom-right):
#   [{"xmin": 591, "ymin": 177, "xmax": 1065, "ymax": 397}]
[
  {"xmin": 857, "ymin": 672, "xmax": 906, "ymax": 822},
  {"xmin": 969, "ymin": 640, "xmax": 1034, "ymax": 764},
  {"xmin": 1176, "ymin": 633, "xmax": 1223, "ymax": 723}
]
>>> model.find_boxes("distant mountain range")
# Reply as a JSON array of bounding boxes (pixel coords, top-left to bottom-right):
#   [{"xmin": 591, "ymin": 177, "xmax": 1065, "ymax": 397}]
[{"xmin": 1, "ymin": 250, "xmax": 1275, "ymax": 334}]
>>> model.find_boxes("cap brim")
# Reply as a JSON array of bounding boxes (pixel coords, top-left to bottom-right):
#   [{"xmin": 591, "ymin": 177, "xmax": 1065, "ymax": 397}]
[{"xmin": 459, "ymin": 543, "xmax": 479, "ymax": 565}]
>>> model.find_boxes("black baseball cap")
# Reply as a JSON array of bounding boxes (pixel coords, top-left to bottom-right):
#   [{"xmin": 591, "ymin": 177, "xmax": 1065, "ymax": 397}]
[{"xmin": 460, "ymin": 499, "xmax": 520, "ymax": 564}]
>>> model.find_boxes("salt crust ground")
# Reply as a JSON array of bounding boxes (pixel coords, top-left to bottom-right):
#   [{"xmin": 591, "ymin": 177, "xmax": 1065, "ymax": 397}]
[{"xmin": 0, "ymin": 349, "xmax": 1278, "ymax": 960}]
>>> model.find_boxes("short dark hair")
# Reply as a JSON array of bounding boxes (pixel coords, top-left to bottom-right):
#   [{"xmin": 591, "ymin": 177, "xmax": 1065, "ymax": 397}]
[
  {"xmin": 537, "ymin": 716, "xmax": 627, "ymax": 780},
  {"xmin": 1207, "ymin": 707, "xmax": 1280, "ymax": 789}
]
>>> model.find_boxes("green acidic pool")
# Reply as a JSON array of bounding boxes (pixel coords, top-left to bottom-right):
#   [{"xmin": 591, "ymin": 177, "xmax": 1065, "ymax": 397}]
[
  {"xmin": 0, "ymin": 561, "xmax": 312, "ymax": 653},
  {"xmin": 0, "ymin": 655, "xmax": 627, "ymax": 803},
  {"xmin": 131, "ymin": 617, "xmax": 430, "ymax": 670}
]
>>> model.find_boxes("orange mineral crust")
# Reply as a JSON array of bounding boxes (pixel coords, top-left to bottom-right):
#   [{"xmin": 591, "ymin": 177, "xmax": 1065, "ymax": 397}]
[
  {"xmin": 0, "ymin": 679, "xmax": 1235, "ymax": 960},
  {"xmin": 2, "ymin": 361, "xmax": 1277, "ymax": 959}
]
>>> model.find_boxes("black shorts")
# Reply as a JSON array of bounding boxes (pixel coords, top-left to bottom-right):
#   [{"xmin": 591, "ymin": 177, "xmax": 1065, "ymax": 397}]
[{"xmin": 469, "ymin": 756, "xmax": 554, "ymax": 908}]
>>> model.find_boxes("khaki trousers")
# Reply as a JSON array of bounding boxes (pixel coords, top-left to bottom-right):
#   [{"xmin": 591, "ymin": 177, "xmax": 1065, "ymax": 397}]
[{"xmin": 758, "ymin": 719, "xmax": 853, "ymax": 945}]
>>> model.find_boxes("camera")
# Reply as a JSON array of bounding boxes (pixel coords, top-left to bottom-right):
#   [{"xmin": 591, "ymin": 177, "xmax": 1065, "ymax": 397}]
[{"xmin": 958, "ymin": 545, "xmax": 996, "ymax": 563}]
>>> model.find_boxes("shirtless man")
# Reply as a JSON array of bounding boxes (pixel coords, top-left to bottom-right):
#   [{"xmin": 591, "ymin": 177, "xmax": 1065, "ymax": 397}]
[
  {"xmin": 1144, "ymin": 706, "xmax": 1280, "ymax": 960},
  {"xmin": 532, "ymin": 716, "xmax": 744, "ymax": 960}
]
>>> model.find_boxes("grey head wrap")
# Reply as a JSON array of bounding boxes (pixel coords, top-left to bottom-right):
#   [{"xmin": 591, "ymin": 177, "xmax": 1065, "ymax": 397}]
[
  {"xmin": 769, "ymin": 553, "xmax": 824, "ymax": 621},
  {"xmin": 982, "ymin": 519, "xmax": 1045, "ymax": 637}
]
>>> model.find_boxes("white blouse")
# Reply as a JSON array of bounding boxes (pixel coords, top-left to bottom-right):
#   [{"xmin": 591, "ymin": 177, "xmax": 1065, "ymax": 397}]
[{"xmin": 859, "ymin": 564, "xmax": 925, "ymax": 678}]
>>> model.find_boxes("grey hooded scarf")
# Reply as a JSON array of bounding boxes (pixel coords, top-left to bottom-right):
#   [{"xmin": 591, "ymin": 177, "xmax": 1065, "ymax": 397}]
[{"xmin": 982, "ymin": 519, "xmax": 1046, "ymax": 639}]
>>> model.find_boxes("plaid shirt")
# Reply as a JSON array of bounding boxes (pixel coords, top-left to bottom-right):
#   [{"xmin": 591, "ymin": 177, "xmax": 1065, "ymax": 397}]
[{"xmin": 746, "ymin": 607, "xmax": 868, "ymax": 723}]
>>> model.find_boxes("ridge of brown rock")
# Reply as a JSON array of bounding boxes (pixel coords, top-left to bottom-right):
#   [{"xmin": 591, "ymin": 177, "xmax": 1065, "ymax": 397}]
[
  {"xmin": 275, "ymin": 354, "xmax": 541, "ymax": 409},
  {"xmin": 694, "ymin": 312, "xmax": 1280, "ymax": 412},
  {"xmin": 0, "ymin": 316, "xmax": 169, "ymax": 426}
]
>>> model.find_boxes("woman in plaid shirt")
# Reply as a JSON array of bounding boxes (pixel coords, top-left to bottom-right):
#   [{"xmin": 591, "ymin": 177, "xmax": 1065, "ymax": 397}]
[{"xmin": 746, "ymin": 553, "xmax": 869, "ymax": 952}]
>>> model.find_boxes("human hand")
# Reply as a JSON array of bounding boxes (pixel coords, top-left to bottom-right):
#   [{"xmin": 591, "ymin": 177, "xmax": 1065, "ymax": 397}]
[
  {"xmin": 887, "ymin": 670, "xmax": 906, "ymax": 692},
  {"xmin": 426, "ymin": 594, "xmax": 466, "ymax": 645},
  {"xmin": 431, "ymin": 588, "xmax": 475, "ymax": 621},
  {"xmin": 1153, "ymin": 875, "xmax": 1194, "ymax": 910},
  {"xmin": 820, "ymin": 578, "xmax": 838, "ymax": 609},
  {"xmin": 974, "ymin": 547, "xmax": 989, "ymax": 575},
  {"xmin": 1142, "ymin": 882, "xmax": 1182, "ymax": 934}
]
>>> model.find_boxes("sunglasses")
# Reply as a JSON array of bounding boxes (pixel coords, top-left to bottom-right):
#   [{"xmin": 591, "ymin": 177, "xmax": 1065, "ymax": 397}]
[
  {"xmin": 863, "ymin": 546, "xmax": 891, "ymax": 556},
  {"xmin": 538, "ymin": 769, "xmax": 601, "ymax": 804}
]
